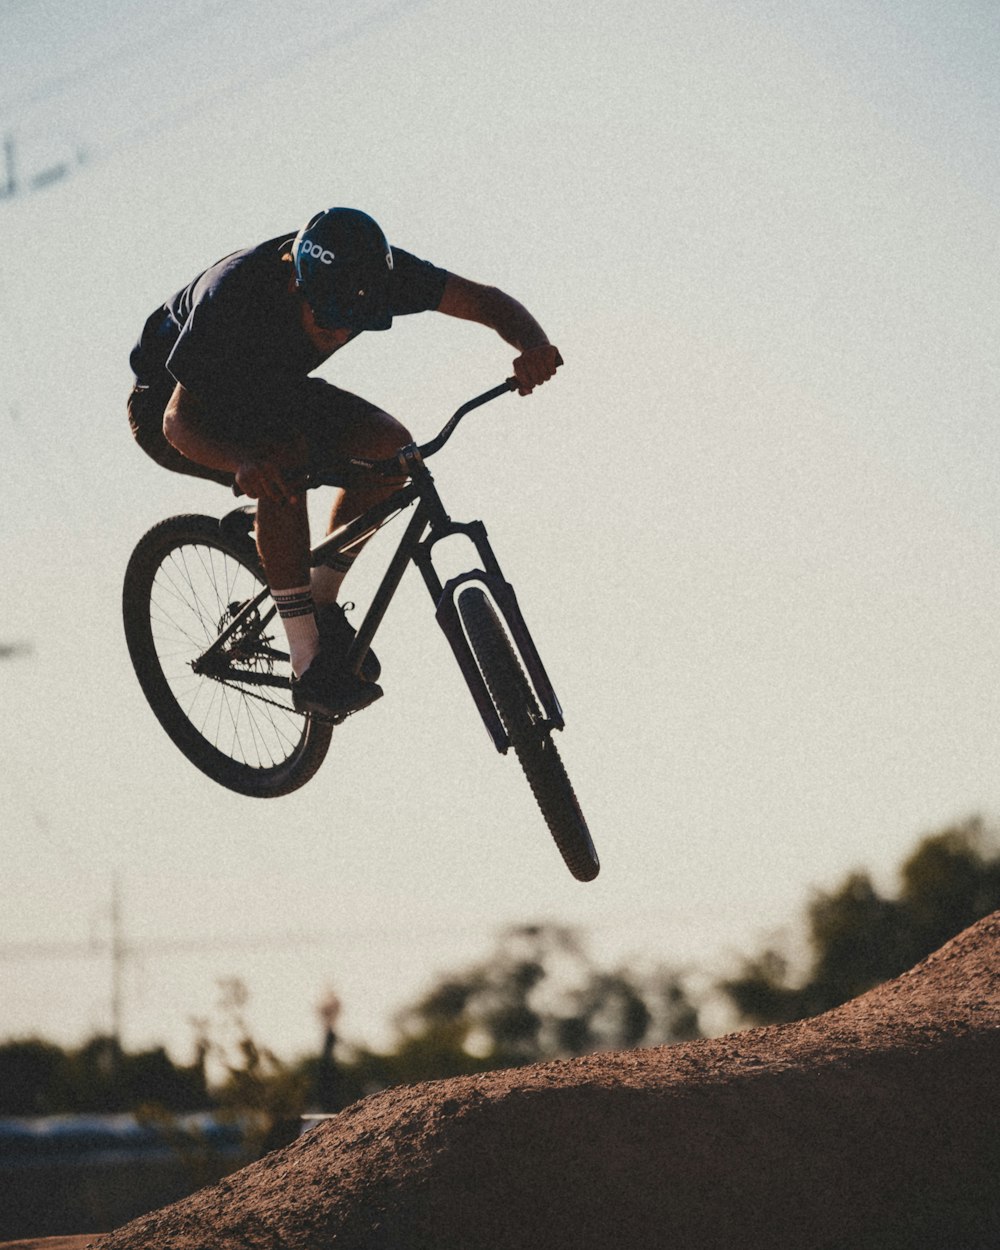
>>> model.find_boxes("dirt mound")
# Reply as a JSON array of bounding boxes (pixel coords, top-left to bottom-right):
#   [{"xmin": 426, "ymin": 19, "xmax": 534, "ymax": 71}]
[
  {"xmin": 77, "ymin": 913, "xmax": 1000, "ymax": 1248},
  {"xmin": 1, "ymin": 1241, "xmax": 96, "ymax": 1250}
]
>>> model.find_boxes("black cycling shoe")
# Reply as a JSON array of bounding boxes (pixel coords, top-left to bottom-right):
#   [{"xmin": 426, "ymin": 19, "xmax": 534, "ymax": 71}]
[
  {"xmin": 316, "ymin": 601, "xmax": 381, "ymax": 682},
  {"xmin": 291, "ymin": 650, "xmax": 383, "ymax": 720}
]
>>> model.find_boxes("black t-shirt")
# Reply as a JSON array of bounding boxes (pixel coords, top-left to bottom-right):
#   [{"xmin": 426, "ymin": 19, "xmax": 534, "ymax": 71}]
[{"xmin": 130, "ymin": 233, "xmax": 449, "ymax": 413}]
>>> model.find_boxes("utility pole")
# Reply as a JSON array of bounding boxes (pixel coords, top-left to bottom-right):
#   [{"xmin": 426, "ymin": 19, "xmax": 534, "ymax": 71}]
[
  {"xmin": 0, "ymin": 135, "xmax": 16, "ymax": 199},
  {"xmin": 110, "ymin": 876, "xmax": 126, "ymax": 1051}
]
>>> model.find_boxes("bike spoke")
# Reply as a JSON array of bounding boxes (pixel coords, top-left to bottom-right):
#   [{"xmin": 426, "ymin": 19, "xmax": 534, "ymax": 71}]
[{"xmin": 146, "ymin": 540, "xmax": 303, "ymax": 769}]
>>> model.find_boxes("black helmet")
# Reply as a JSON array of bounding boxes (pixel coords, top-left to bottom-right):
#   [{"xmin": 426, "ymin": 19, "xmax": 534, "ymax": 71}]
[{"xmin": 291, "ymin": 207, "xmax": 394, "ymax": 331}]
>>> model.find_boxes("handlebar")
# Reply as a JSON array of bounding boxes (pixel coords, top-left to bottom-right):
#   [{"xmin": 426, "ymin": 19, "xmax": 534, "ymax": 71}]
[
  {"xmin": 230, "ymin": 378, "xmax": 519, "ymax": 497},
  {"xmin": 313, "ymin": 376, "xmax": 520, "ymax": 486}
]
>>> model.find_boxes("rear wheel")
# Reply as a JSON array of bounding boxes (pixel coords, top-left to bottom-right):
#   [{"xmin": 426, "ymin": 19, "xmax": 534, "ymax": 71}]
[
  {"xmin": 457, "ymin": 586, "xmax": 599, "ymax": 882},
  {"xmin": 123, "ymin": 514, "xmax": 332, "ymax": 797}
]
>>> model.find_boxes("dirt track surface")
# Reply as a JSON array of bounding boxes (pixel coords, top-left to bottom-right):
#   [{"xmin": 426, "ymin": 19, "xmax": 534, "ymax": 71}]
[
  {"xmin": 0, "ymin": 1241, "xmax": 97, "ymax": 1250},
  {"xmin": 12, "ymin": 912, "xmax": 1000, "ymax": 1250}
]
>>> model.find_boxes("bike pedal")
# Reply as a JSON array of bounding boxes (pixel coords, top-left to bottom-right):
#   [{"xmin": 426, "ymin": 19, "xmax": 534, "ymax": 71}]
[{"xmin": 305, "ymin": 701, "xmax": 373, "ymax": 727}]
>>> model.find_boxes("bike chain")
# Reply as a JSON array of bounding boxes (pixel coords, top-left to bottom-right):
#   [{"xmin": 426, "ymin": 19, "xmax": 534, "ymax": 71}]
[{"xmin": 209, "ymin": 674, "xmax": 339, "ymax": 725}]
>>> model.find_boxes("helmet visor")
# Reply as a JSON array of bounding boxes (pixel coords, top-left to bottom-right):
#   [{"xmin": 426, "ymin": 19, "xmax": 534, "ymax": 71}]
[{"xmin": 308, "ymin": 264, "xmax": 393, "ymax": 332}]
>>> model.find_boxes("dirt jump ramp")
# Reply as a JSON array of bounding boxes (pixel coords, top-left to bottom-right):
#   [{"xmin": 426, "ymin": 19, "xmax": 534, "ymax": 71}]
[{"xmin": 90, "ymin": 911, "xmax": 1000, "ymax": 1250}]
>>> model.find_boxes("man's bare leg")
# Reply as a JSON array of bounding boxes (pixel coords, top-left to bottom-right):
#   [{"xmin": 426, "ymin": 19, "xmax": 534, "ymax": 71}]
[
  {"xmin": 255, "ymin": 407, "xmax": 410, "ymax": 682},
  {"xmin": 254, "ymin": 493, "xmax": 319, "ymax": 677},
  {"xmin": 256, "ymin": 493, "xmax": 311, "ymax": 590},
  {"xmin": 311, "ymin": 408, "xmax": 411, "ymax": 604}
]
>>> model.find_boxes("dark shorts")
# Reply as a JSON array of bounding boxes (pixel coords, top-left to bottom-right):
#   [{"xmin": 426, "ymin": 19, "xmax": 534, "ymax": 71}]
[{"xmin": 127, "ymin": 375, "xmax": 391, "ymax": 489}]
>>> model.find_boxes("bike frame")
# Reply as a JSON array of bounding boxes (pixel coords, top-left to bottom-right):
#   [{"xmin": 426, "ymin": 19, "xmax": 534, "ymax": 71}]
[{"xmin": 199, "ymin": 384, "xmax": 565, "ymax": 753}]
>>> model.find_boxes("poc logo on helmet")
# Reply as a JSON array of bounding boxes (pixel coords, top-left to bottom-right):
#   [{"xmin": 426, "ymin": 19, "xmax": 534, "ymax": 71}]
[{"xmin": 302, "ymin": 240, "xmax": 335, "ymax": 264}]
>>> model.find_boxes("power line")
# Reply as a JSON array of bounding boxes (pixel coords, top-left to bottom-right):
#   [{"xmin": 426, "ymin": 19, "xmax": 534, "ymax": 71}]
[
  {"xmin": 0, "ymin": 882, "xmax": 335, "ymax": 1049},
  {"xmin": 1, "ymin": 0, "xmax": 428, "ymax": 204},
  {"xmin": 100, "ymin": 0, "xmax": 427, "ymax": 155},
  {"xmin": 0, "ymin": 0, "xmax": 246, "ymax": 121},
  {"xmin": 0, "ymin": 909, "xmax": 705, "ymax": 964},
  {"xmin": 0, "ymin": 929, "xmax": 332, "ymax": 962}
]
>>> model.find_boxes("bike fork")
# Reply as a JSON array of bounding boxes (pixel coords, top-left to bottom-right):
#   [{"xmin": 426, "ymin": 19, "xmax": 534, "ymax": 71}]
[{"xmin": 415, "ymin": 517, "xmax": 565, "ymax": 753}]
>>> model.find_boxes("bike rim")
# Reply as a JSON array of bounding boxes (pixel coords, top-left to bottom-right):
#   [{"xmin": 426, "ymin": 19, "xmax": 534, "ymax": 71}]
[{"xmin": 148, "ymin": 540, "xmax": 308, "ymax": 771}]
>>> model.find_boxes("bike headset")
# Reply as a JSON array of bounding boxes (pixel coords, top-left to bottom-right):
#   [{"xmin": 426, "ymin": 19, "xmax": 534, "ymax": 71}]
[{"xmin": 290, "ymin": 207, "xmax": 395, "ymax": 332}]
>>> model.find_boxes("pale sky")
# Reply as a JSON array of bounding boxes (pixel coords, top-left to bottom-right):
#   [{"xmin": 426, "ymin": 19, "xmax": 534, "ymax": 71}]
[{"xmin": 2, "ymin": 0, "xmax": 998, "ymax": 1060}]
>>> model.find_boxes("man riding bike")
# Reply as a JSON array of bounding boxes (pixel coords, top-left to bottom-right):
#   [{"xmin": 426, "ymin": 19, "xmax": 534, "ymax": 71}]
[{"xmin": 128, "ymin": 207, "xmax": 562, "ymax": 720}]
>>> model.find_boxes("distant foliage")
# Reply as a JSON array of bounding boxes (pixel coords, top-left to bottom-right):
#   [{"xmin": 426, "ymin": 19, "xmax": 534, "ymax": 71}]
[
  {"xmin": 0, "ymin": 1034, "xmax": 209, "ymax": 1116},
  {"xmin": 0, "ymin": 935, "xmax": 700, "ymax": 1119},
  {"xmin": 353, "ymin": 923, "xmax": 701, "ymax": 1082},
  {"xmin": 0, "ymin": 1039, "xmax": 72, "ymax": 1116},
  {"xmin": 721, "ymin": 816, "xmax": 1000, "ymax": 1025},
  {"xmin": 6, "ymin": 818, "xmax": 997, "ymax": 1118},
  {"xmin": 203, "ymin": 978, "xmax": 311, "ymax": 1157}
]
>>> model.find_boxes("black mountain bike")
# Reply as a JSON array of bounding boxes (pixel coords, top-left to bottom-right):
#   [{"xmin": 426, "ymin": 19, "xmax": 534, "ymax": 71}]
[{"xmin": 122, "ymin": 380, "xmax": 599, "ymax": 882}]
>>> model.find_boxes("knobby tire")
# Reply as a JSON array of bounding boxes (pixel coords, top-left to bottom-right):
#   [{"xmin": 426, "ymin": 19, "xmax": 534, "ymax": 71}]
[
  {"xmin": 122, "ymin": 514, "xmax": 332, "ymax": 797},
  {"xmin": 457, "ymin": 586, "xmax": 599, "ymax": 882}
]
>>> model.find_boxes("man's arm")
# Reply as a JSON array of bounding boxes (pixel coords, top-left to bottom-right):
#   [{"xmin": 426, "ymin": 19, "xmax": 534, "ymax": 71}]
[{"xmin": 436, "ymin": 274, "xmax": 563, "ymax": 395}]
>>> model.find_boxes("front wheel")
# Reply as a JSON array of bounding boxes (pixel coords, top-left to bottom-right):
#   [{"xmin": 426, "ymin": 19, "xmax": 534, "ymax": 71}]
[
  {"xmin": 457, "ymin": 586, "xmax": 599, "ymax": 882},
  {"xmin": 123, "ymin": 513, "xmax": 332, "ymax": 797}
]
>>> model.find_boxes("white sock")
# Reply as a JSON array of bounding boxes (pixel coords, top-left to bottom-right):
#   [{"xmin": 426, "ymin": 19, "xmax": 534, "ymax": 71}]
[
  {"xmin": 272, "ymin": 585, "xmax": 320, "ymax": 677},
  {"xmin": 311, "ymin": 551, "xmax": 358, "ymax": 606}
]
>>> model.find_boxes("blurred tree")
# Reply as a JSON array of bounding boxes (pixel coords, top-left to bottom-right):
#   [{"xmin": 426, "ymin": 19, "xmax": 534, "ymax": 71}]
[
  {"xmin": 0, "ymin": 929, "xmax": 700, "ymax": 1118},
  {"xmin": 0, "ymin": 1038, "xmax": 71, "ymax": 1115},
  {"xmin": 207, "ymin": 978, "xmax": 309, "ymax": 1156},
  {"xmin": 64, "ymin": 1035, "xmax": 210, "ymax": 1112},
  {"xmin": 721, "ymin": 817, "xmax": 1000, "ymax": 1026},
  {"xmin": 0, "ymin": 1035, "xmax": 209, "ymax": 1114},
  {"xmin": 897, "ymin": 818, "xmax": 1000, "ymax": 962},
  {"xmin": 307, "ymin": 987, "xmax": 344, "ymax": 1113},
  {"xmin": 372, "ymin": 923, "xmax": 701, "ymax": 1077}
]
